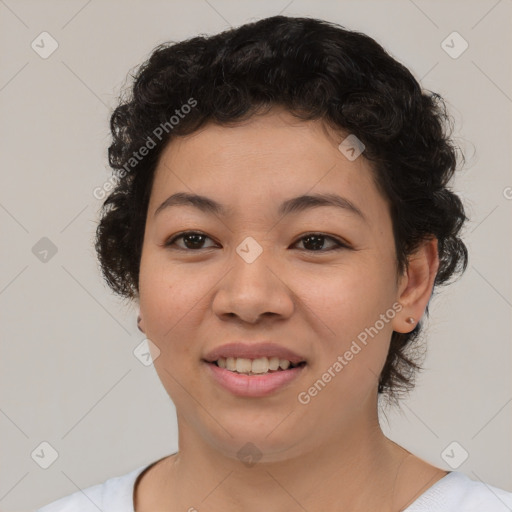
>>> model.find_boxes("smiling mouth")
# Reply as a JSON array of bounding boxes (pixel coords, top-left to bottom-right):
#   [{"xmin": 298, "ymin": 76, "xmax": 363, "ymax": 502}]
[{"xmin": 207, "ymin": 356, "xmax": 307, "ymax": 375}]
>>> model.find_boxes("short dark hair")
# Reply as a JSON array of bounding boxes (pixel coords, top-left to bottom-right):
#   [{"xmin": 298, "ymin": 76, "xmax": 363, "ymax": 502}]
[{"xmin": 95, "ymin": 15, "xmax": 468, "ymax": 406}]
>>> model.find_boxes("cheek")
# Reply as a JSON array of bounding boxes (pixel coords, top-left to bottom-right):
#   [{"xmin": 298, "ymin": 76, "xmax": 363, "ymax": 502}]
[
  {"xmin": 138, "ymin": 258, "xmax": 202, "ymax": 353},
  {"xmin": 299, "ymin": 281, "xmax": 394, "ymax": 413},
  {"xmin": 297, "ymin": 262, "xmax": 396, "ymax": 330},
  {"xmin": 294, "ymin": 263, "xmax": 396, "ymax": 386},
  {"xmin": 138, "ymin": 266, "xmax": 203, "ymax": 398}
]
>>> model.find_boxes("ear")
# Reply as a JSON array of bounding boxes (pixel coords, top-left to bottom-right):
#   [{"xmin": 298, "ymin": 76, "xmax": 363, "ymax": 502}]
[{"xmin": 392, "ymin": 237, "xmax": 439, "ymax": 334}]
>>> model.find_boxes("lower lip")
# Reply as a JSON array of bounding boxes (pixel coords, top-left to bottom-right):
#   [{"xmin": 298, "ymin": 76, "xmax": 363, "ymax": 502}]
[{"xmin": 203, "ymin": 361, "xmax": 306, "ymax": 397}]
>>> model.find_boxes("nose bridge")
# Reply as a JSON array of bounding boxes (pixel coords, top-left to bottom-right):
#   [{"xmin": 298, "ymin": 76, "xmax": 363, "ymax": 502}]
[
  {"xmin": 212, "ymin": 235, "xmax": 293, "ymax": 322},
  {"xmin": 233, "ymin": 238, "xmax": 272, "ymax": 288}
]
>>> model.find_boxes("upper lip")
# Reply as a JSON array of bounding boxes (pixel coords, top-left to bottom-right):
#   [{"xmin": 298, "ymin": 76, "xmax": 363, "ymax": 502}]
[{"xmin": 203, "ymin": 342, "xmax": 307, "ymax": 365}]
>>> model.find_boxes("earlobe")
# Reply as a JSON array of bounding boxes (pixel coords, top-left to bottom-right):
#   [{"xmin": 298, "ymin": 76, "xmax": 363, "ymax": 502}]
[
  {"xmin": 393, "ymin": 313, "xmax": 417, "ymax": 334},
  {"xmin": 137, "ymin": 314, "xmax": 145, "ymax": 334},
  {"xmin": 392, "ymin": 238, "xmax": 439, "ymax": 334}
]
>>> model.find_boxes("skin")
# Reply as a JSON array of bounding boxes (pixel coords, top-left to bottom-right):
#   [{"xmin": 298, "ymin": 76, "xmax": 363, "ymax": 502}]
[{"xmin": 135, "ymin": 107, "xmax": 447, "ymax": 511}]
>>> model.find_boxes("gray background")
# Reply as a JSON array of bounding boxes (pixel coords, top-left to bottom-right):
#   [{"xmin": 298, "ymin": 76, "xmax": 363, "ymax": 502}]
[{"xmin": 1, "ymin": 1, "xmax": 511, "ymax": 510}]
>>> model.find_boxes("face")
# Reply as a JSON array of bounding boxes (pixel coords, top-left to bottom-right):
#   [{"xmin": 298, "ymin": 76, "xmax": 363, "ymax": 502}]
[{"xmin": 138, "ymin": 108, "xmax": 405, "ymax": 461}]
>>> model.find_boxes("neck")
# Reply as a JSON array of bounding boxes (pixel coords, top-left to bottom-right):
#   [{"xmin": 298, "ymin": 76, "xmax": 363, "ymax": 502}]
[{"xmin": 157, "ymin": 413, "xmax": 413, "ymax": 511}]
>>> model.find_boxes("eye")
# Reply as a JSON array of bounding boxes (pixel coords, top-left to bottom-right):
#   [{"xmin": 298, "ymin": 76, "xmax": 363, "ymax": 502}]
[
  {"xmin": 164, "ymin": 231, "xmax": 350, "ymax": 252},
  {"xmin": 165, "ymin": 231, "xmax": 218, "ymax": 250},
  {"xmin": 292, "ymin": 233, "xmax": 349, "ymax": 252}
]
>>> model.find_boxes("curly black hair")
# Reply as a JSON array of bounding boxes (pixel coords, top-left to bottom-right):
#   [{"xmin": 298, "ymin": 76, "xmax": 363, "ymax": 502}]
[{"xmin": 94, "ymin": 15, "xmax": 468, "ymax": 406}]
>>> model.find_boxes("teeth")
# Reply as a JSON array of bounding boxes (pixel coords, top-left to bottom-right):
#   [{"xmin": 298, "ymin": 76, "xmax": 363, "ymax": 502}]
[
  {"xmin": 251, "ymin": 357, "xmax": 269, "ymax": 374},
  {"xmin": 236, "ymin": 357, "xmax": 252, "ymax": 373},
  {"xmin": 214, "ymin": 356, "xmax": 300, "ymax": 374},
  {"xmin": 279, "ymin": 359, "xmax": 290, "ymax": 370},
  {"xmin": 268, "ymin": 356, "xmax": 280, "ymax": 371}
]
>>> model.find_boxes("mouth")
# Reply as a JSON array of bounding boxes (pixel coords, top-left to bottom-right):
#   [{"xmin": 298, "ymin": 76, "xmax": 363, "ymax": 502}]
[{"xmin": 202, "ymin": 357, "xmax": 308, "ymax": 397}]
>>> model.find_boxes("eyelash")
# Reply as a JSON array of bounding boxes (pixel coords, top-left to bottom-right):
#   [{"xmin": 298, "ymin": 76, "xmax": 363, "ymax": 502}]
[{"xmin": 164, "ymin": 231, "xmax": 350, "ymax": 252}]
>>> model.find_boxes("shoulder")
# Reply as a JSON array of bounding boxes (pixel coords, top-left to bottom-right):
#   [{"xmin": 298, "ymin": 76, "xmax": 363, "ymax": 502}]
[
  {"xmin": 34, "ymin": 464, "xmax": 149, "ymax": 512},
  {"xmin": 405, "ymin": 471, "xmax": 512, "ymax": 511}
]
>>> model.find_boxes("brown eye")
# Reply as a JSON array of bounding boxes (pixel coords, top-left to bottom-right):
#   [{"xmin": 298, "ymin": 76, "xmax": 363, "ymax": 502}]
[
  {"xmin": 293, "ymin": 233, "xmax": 348, "ymax": 252},
  {"xmin": 165, "ymin": 232, "xmax": 217, "ymax": 250}
]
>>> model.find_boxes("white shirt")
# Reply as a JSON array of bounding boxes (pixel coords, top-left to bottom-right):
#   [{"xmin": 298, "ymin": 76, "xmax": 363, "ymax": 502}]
[{"xmin": 35, "ymin": 462, "xmax": 512, "ymax": 512}]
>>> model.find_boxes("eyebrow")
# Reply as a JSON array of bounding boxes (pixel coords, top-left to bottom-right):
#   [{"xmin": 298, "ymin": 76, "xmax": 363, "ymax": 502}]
[{"xmin": 154, "ymin": 191, "xmax": 366, "ymax": 222}]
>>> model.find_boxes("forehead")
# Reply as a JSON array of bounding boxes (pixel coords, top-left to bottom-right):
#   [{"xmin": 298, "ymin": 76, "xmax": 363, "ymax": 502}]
[
  {"xmin": 148, "ymin": 109, "xmax": 388, "ymax": 224},
  {"xmin": 159, "ymin": 109, "xmax": 346, "ymax": 175}
]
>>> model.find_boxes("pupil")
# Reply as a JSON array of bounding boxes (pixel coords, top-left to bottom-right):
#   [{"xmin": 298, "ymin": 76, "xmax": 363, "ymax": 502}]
[
  {"xmin": 184, "ymin": 234, "xmax": 204, "ymax": 249},
  {"xmin": 304, "ymin": 235, "xmax": 324, "ymax": 250}
]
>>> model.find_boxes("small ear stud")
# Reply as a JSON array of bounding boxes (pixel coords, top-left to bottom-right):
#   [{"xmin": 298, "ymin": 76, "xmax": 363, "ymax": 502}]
[{"xmin": 406, "ymin": 317, "xmax": 415, "ymax": 325}]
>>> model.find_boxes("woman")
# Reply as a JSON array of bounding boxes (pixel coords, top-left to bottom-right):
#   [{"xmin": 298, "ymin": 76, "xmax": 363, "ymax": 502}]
[{"xmin": 36, "ymin": 15, "xmax": 512, "ymax": 512}]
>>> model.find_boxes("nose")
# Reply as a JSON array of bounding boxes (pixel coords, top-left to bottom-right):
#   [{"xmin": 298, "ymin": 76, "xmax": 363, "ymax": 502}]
[{"xmin": 212, "ymin": 245, "xmax": 295, "ymax": 324}]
